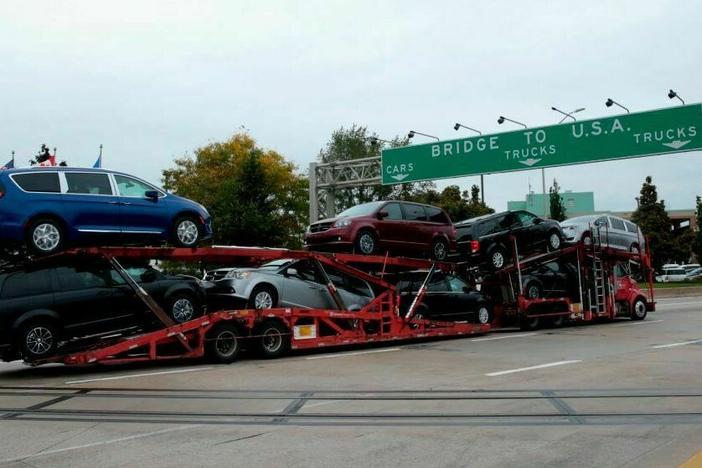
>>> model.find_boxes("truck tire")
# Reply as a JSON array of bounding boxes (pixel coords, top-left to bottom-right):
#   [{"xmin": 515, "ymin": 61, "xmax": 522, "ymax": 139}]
[
  {"xmin": 520, "ymin": 316, "xmax": 540, "ymax": 331},
  {"xmin": 630, "ymin": 297, "xmax": 647, "ymax": 321},
  {"xmin": 205, "ymin": 323, "xmax": 242, "ymax": 363},
  {"xmin": 255, "ymin": 320, "xmax": 291, "ymax": 359}
]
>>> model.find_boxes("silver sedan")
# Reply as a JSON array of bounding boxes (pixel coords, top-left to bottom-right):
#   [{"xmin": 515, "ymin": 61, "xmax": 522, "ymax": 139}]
[
  {"xmin": 560, "ymin": 214, "xmax": 645, "ymax": 253},
  {"xmin": 205, "ymin": 259, "xmax": 375, "ymax": 311}
]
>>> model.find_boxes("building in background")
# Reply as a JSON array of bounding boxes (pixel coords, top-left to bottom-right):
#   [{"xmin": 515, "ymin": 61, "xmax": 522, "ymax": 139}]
[{"xmin": 507, "ymin": 191, "xmax": 697, "ymax": 233}]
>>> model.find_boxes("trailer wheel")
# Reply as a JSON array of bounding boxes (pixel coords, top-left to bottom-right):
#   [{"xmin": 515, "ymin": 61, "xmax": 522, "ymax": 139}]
[
  {"xmin": 206, "ymin": 323, "xmax": 242, "ymax": 363},
  {"xmin": 18, "ymin": 319, "xmax": 59, "ymax": 361},
  {"xmin": 255, "ymin": 321, "xmax": 291, "ymax": 359},
  {"xmin": 520, "ymin": 316, "xmax": 540, "ymax": 331},
  {"xmin": 549, "ymin": 315, "xmax": 565, "ymax": 328},
  {"xmin": 630, "ymin": 297, "xmax": 647, "ymax": 321}
]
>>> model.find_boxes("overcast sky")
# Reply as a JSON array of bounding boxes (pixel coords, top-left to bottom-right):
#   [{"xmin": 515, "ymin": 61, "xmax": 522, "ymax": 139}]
[{"xmin": 1, "ymin": 0, "xmax": 700, "ymax": 213}]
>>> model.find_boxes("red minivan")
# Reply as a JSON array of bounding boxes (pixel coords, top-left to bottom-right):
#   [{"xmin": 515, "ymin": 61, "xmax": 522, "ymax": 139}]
[{"xmin": 304, "ymin": 201, "xmax": 457, "ymax": 260}]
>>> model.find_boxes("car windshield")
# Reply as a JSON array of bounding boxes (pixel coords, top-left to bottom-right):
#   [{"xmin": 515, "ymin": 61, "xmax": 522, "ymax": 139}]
[
  {"xmin": 561, "ymin": 215, "xmax": 598, "ymax": 225},
  {"xmin": 261, "ymin": 259, "xmax": 293, "ymax": 269},
  {"xmin": 337, "ymin": 202, "xmax": 384, "ymax": 218}
]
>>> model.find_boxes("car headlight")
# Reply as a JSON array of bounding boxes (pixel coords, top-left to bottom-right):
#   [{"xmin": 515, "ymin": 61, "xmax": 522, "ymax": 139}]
[
  {"xmin": 334, "ymin": 218, "xmax": 352, "ymax": 228},
  {"xmin": 225, "ymin": 270, "xmax": 251, "ymax": 280}
]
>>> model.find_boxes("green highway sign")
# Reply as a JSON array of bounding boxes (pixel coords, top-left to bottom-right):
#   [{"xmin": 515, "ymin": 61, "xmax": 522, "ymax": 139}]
[{"xmin": 381, "ymin": 104, "xmax": 702, "ymax": 184}]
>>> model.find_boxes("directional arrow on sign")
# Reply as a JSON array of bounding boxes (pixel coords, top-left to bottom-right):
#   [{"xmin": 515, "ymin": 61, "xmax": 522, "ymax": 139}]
[
  {"xmin": 518, "ymin": 158, "xmax": 542, "ymax": 167},
  {"xmin": 391, "ymin": 173, "xmax": 409, "ymax": 182},
  {"xmin": 662, "ymin": 140, "xmax": 691, "ymax": 150}
]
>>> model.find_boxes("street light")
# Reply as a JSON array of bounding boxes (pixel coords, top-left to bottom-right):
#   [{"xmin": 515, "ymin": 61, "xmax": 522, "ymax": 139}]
[
  {"xmin": 605, "ymin": 98, "xmax": 629, "ymax": 113},
  {"xmin": 454, "ymin": 122, "xmax": 485, "ymax": 202},
  {"xmin": 668, "ymin": 89, "xmax": 685, "ymax": 105},
  {"xmin": 453, "ymin": 123, "xmax": 482, "ymax": 135},
  {"xmin": 408, "ymin": 130, "xmax": 439, "ymax": 141},
  {"xmin": 369, "ymin": 136, "xmax": 393, "ymax": 146},
  {"xmin": 551, "ymin": 106, "xmax": 585, "ymax": 123},
  {"xmin": 497, "ymin": 116, "xmax": 527, "ymax": 128}
]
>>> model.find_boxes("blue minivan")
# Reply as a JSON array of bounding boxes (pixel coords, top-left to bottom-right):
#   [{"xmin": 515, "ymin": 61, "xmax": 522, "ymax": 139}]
[{"xmin": 0, "ymin": 167, "xmax": 212, "ymax": 254}]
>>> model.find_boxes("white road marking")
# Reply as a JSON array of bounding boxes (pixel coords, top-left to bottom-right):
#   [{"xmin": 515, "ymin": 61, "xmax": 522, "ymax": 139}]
[
  {"xmin": 0, "ymin": 425, "xmax": 199, "ymax": 463},
  {"xmin": 470, "ymin": 332, "xmax": 537, "ymax": 342},
  {"xmin": 652, "ymin": 339, "xmax": 702, "ymax": 349},
  {"xmin": 658, "ymin": 302, "xmax": 702, "ymax": 308},
  {"xmin": 303, "ymin": 399, "xmax": 340, "ymax": 409},
  {"xmin": 614, "ymin": 319, "xmax": 664, "ymax": 327},
  {"xmin": 486, "ymin": 360, "xmax": 582, "ymax": 377},
  {"xmin": 65, "ymin": 367, "xmax": 213, "ymax": 385},
  {"xmin": 305, "ymin": 348, "xmax": 401, "ymax": 360}
]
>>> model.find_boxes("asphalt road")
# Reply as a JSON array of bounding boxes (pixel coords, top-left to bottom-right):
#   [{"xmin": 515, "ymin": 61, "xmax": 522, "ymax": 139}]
[{"xmin": 0, "ymin": 296, "xmax": 701, "ymax": 468}]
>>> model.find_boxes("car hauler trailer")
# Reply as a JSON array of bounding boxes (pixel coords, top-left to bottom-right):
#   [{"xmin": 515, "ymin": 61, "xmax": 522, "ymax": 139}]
[
  {"xmin": 22, "ymin": 246, "xmax": 488, "ymax": 366},
  {"xmin": 479, "ymin": 232, "xmax": 655, "ymax": 330}
]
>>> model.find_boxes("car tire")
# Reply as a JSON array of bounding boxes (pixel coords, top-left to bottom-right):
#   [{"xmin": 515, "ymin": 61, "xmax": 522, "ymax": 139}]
[
  {"xmin": 168, "ymin": 292, "xmax": 201, "ymax": 323},
  {"xmin": 248, "ymin": 285, "xmax": 278, "ymax": 310},
  {"xmin": 431, "ymin": 238, "xmax": 449, "ymax": 261},
  {"xmin": 255, "ymin": 320, "xmax": 291, "ymax": 359},
  {"xmin": 489, "ymin": 246, "xmax": 507, "ymax": 270},
  {"xmin": 630, "ymin": 243, "xmax": 640, "ymax": 255},
  {"xmin": 630, "ymin": 297, "xmax": 647, "ymax": 321},
  {"xmin": 520, "ymin": 316, "xmax": 540, "ymax": 331},
  {"xmin": 18, "ymin": 319, "xmax": 59, "ymax": 361},
  {"xmin": 355, "ymin": 230, "xmax": 377, "ymax": 255},
  {"xmin": 524, "ymin": 281, "xmax": 542, "ymax": 299},
  {"xmin": 27, "ymin": 218, "xmax": 64, "ymax": 255},
  {"xmin": 172, "ymin": 215, "xmax": 201, "ymax": 248},
  {"xmin": 547, "ymin": 230, "xmax": 562, "ymax": 252},
  {"xmin": 205, "ymin": 322, "xmax": 242, "ymax": 363},
  {"xmin": 475, "ymin": 304, "xmax": 493, "ymax": 325}
]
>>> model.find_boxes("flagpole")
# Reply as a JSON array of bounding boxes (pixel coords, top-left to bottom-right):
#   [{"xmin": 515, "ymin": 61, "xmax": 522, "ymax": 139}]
[
  {"xmin": 99, "ymin": 144, "xmax": 103, "ymax": 167},
  {"xmin": 11, "ymin": 150, "xmax": 14, "ymax": 168}
]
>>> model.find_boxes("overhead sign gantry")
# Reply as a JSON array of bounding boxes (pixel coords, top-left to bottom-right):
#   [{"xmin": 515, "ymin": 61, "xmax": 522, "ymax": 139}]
[{"xmin": 381, "ymin": 104, "xmax": 702, "ymax": 184}]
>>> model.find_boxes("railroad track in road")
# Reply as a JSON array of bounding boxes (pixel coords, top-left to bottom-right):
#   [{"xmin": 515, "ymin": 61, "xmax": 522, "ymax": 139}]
[{"xmin": 1, "ymin": 386, "xmax": 702, "ymax": 427}]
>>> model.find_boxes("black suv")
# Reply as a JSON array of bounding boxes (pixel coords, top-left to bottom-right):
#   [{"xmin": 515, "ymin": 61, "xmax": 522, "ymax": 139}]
[
  {"xmin": 0, "ymin": 259, "xmax": 206, "ymax": 361},
  {"xmin": 393, "ymin": 271, "xmax": 492, "ymax": 324},
  {"xmin": 456, "ymin": 210, "xmax": 564, "ymax": 270}
]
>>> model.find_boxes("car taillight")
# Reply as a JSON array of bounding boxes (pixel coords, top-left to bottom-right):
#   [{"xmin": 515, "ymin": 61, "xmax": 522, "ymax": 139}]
[{"xmin": 471, "ymin": 240, "xmax": 480, "ymax": 253}]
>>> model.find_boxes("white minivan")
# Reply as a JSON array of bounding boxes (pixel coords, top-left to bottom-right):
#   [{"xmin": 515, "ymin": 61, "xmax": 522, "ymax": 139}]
[{"xmin": 655, "ymin": 266, "xmax": 688, "ymax": 283}]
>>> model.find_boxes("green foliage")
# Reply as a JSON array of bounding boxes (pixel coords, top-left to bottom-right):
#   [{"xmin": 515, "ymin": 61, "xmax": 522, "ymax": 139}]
[
  {"xmin": 694, "ymin": 195, "xmax": 702, "ymax": 263},
  {"xmin": 549, "ymin": 179, "xmax": 567, "ymax": 222},
  {"xmin": 630, "ymin": 176, "xmax": 684, "ymax": 269},
  {"xmin": 163, "ymin": 132, "xmax": 308, "ymax": 249}
]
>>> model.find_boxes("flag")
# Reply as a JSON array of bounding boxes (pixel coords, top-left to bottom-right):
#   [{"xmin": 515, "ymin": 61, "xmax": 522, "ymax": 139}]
[
  {"xmin": 92, "ymin": 154, "xmax": 101, "ymax": 168},
  {"xmin": 0, "ymin": 159, "xmax": 14, "ymax": 170}
]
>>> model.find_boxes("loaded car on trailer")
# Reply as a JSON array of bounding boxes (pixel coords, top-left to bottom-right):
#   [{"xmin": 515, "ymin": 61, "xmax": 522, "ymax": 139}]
[{"xmin": 0, "ymin": 257, "xmax": 206, "ymax": 361}]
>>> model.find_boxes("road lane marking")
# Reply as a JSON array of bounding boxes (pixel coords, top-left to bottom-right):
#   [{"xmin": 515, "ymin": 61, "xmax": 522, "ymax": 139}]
[
  {"xmin": 652, "ymin": 339, "xmax": 702, "ymax": 349},
  {"xmin": 614, "ymin": 319, "xmax": 664, "ymax": 327},
  {"xmin": 65, "ymin": 367, "xmax": 213, "ymax": 384},
  {"xmin": 0, "ymin": 425, "xmax": 199, "ymax": 463},
  {"xmin": 470, "ymin": 333, "xmax": 537, "ymax": 342},
  {"xmin": 486, "ymin": 360, "xmax": 582, "ymax": 377},
  {"xmin": 305, "ymin": 348, "xmax": 401, "ymax": 360}
]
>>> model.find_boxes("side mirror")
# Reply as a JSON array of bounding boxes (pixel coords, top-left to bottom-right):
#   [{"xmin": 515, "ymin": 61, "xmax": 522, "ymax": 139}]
[
  {"xmin": 533, "ymin": 217, "xmax": 543, "ymax": 224},
  {"xmin": 286, "ymin": 268, "xmax": 298, "ymax": 277},
  {"xmin": 145, "ymin": 190, "xmax": 159, "ymax": 201},
  {"xmin": 377, "ymin": 210, "xmax": 389, "ymax": 219}
]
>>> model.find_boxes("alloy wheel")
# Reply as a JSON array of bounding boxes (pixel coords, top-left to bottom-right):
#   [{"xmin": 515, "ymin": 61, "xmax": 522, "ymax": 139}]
[
  {"xmin": 477, "ymin": 307, "xmax": 490, "ymax": 324},
  {"xmin": 172, "ymin": 298, "xmax": 195, "ymax": 322},
  {"xmin": 359, "ymin": 233, "xmax": 375, "ymax": 254},
  {"xmin": 177, "ymin": 220, "xmax": 199, "ymax": 246},
  {"xmin": 549, "ymin": 233, "xmax": 561, "ymax": 250},
  {"xmin": 492, "ymin": 251, "xmax": 505, "ymax": 269},
  {"xmin": 634, "ymin": 300, "xmax": 646, "ymax": 319},
  {"xmin": 32, "ymin": 223, "xmax": 60, "ymax": 252},
  {"xmin": 254, "ymin": 291, "xmax": 274, "ymax": 309},
  {"xmin": 25, "ymin": 326, "xmax": 54, "ymax": 356},
  {"xmin": 434, "ymin": 241, "xmax": 447, "ymax": 260}
]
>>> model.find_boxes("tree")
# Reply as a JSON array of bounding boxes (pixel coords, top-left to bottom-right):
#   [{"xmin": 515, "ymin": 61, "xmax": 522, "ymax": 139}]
[
  {"xmin": 631, "ymin": 176, "xmax": 675, "ymax": 270},
  {"xmin": 163, "ymin": 132, "xmax": 308, "ymax": 249},
  {"xmin": 549, "ymin": 178, "xmax": 567, "ymax": 221},
  {"xmin": 694, "ymin": 195, "xmax": 702, "ymax": 263}
]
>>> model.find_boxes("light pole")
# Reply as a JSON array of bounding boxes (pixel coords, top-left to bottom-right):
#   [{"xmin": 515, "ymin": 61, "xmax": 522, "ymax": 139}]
[
  {"xmin": 408, "ymin": 130, "xmax": 439, "ymax": 141},
  {"xmin": 551, "ymin": 106, "xmax": 585, "ymax": 123},
  {"xmin": 369, "ymin": 136, "xmax": 393, "ymax": 146},
  {"xmin": 498, "ymin": 115, "xmax": 548, "ymax": 217},
  {"xmin": 454, "ymin": 122, "xmax": 485, "ymax": 202},
  {"xmin": 605, "ymin": 98, "xmax": 629, "ymax": 113},
  {"xmin": 668, "ymin": 89, "xmax": 685, "ymax": 105}
]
